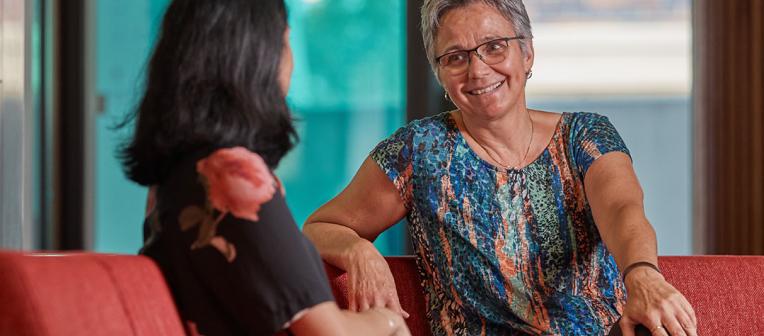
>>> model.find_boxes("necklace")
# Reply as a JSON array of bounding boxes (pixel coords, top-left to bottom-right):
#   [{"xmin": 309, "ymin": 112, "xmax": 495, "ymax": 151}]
[{"xmin": 461, "ymin": 111, "xmax": 535, "ymax": 170}]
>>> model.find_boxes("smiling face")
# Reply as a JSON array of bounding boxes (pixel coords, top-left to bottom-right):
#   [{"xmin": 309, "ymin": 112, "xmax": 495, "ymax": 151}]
[{"xmin": 435, "ymin": 2, "xmax": 534, "ymax": 119}]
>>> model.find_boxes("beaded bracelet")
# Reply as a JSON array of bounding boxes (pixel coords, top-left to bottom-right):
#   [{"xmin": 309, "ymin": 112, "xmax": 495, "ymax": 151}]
[{"xmin": 621, "ymin": 261, "xmax": 661, "ymax": 282}]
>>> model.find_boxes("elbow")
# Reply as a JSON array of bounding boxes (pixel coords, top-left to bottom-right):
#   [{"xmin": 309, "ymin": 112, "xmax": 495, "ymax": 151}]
[
  {"xmin": 302, "ymin": 219, "xmax": 319, "ymax": 237},
  {"xmin": 302, "ymin": 212, "xmax": 333, "ymax": 236},
  {"xmin": 611, "ymin": 201, "xmax": 643, "ymax": 219}
]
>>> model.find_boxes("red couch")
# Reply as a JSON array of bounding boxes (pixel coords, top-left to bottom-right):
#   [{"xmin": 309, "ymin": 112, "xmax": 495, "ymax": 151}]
[
  {"xmin": 326, "ymin": 256, "xmax": 764, "ymax": 335},
  {"xmin": 1, "ymin": 251, "xmax": 763, "ymax": 335},
  {"xmin": 0, "ymin": 251, "xmax": 187, "ymax": 336}
]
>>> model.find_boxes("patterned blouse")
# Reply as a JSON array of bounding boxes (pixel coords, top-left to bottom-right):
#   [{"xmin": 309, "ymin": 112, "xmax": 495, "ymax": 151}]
[{"xmin": 371, "ymin": 111, "xmax": 629, "ymax": 335}]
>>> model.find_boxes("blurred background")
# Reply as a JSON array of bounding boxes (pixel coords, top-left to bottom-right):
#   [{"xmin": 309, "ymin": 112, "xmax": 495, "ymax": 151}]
[
  {"xmin": 92, "ymin": 0, "xmax": 692, "ymax": 255},
  {"xmin": 2, "ymin": 0, "xmax": 762, "ymax": 256}
]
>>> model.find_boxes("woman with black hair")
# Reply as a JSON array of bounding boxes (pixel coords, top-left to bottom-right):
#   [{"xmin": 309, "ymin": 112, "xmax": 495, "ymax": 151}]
[{"xmin": 120, "ymin": 0, "xmax": 410, "ymax": 335}]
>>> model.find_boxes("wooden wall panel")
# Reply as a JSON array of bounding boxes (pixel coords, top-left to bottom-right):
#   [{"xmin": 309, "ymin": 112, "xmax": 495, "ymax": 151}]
[{"xmin": 695, "ymin": 0, "xmax": 764, "ymax": 254}]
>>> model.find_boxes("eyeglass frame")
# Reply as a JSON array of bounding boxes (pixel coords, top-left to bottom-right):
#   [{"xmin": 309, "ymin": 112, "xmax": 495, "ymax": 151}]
[{"xmin": 434, "ymin": 36, "xmax": 526, "ymax": 74}]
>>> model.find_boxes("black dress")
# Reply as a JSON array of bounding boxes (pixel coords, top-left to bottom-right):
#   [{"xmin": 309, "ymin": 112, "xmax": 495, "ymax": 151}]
[{"xmin": 140, "ymin": 148, "xmax": 334, "ymax": 336}]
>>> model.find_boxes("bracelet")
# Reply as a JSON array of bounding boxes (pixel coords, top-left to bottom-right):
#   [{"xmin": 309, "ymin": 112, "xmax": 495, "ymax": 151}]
[{"xmin": 621, "ymin": 261, "xmax": 661, "ymax": 282}]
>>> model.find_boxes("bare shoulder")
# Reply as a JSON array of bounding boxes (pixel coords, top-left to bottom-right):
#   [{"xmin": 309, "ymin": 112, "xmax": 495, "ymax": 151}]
[
  {"xmin": 529, "ymin": 110, "xmax": 564, "ymax": 150},
  {"xmin": 529, "ymin": 109, "xmax": 563, "ymax": 128}
]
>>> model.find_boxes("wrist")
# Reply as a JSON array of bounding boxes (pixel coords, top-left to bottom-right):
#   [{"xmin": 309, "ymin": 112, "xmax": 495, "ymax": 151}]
[
  {"xmin": 622, "ymin": 261, "xmax": 663, "ymax": 288},
  {"xmin": 342, "ymin": 238, "xmax": 380, "ymax": 268}
]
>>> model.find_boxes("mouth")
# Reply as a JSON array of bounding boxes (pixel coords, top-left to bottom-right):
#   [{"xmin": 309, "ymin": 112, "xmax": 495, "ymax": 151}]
[{"xmin": 467, "ymin": 80, "xmax": 505, "ymax": 96}]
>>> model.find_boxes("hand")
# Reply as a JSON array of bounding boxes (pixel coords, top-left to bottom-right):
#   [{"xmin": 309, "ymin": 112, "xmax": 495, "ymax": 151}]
[
  {"xmin": 619, "ymin": 267, "xmax": 698, "ymax": 336},
  {"xmin": 346, "ymin": 240, "xmax": 410, "ymax": 318}
]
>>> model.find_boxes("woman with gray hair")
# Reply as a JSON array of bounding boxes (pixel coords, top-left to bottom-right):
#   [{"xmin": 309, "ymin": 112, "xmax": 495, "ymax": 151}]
[{"xmin": 304, "ymin": 0, "xmax": 696, "ymax": 335}]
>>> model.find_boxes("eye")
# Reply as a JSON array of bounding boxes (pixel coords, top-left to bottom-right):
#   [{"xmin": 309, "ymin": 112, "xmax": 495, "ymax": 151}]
[
  {"xmin": 441, "ymin": 52, "xmax": 468, "ymax": 66},
  {"xmin": 483, "ymin": 40, "xmax": 507, "ymax": 55}
]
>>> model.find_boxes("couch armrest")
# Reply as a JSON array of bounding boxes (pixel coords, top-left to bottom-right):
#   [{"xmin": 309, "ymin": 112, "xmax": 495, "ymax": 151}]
[{"xmin": 325, "ymin": 256, "xmax": 432, "ymax": 336}]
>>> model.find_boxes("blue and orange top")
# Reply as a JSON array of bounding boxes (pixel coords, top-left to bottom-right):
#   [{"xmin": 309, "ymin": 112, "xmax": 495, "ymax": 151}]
[{"xmin": 371, "ymin": 111, "xmax": 629, "ymax": 335}]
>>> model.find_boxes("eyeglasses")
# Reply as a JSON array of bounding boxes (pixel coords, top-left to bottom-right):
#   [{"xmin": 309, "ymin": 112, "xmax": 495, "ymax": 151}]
[{"xmin": 435, "ymin": 36, "xmax": 525, "ymax": 76}]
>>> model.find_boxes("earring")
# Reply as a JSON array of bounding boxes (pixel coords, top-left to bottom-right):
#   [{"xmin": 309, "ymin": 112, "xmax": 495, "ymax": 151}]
[
  {"xmin": 444, "ymin": 91, "xmax": 451, "ymax": 102},
  {"xmin": 526, "ymin": 70, "xmax": 533, "ymax": 79}
]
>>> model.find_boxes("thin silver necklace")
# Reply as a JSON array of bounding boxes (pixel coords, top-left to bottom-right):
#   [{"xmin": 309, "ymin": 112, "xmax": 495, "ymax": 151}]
[{"xmin": 461, "ymin": 111, "xmax": 535, "ymax": 170}]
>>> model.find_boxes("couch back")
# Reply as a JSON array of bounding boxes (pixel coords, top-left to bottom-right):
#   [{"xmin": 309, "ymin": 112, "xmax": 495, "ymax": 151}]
[
  {"xmin": 326, "ymin": 256, "xmax": 764, "ymax": 336},
  {"xmin": 2, "ymin": 251, "xmax": 761, "ymax": 335},
  {"xmin": 0, "ymin": 251, "xmax": 187, "ymax": 336}
]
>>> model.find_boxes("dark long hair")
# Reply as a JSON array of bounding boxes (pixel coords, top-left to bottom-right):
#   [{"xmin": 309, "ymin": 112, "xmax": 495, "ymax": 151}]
[{"xmin": 120, "ymin": 0, "xmax": 296, "ymax": 186}]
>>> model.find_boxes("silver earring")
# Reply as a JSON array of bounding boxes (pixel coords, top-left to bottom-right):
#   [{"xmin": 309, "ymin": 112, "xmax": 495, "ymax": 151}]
[
  {"xmin": 444, "ymin": 91, "xmax": 451, "ymax": 102},
  {"xmin": 526, "ymin": 70, "xmax": 533, "ymax": 79}
]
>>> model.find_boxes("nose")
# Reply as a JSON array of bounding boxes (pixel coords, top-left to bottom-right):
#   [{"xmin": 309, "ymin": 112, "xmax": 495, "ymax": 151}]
[{"xmin": 467, "ymin": 51, "xmax": 491, "ymax": 78}]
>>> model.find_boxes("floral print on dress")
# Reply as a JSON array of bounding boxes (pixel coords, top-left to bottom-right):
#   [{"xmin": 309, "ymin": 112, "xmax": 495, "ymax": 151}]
[{"xmin": 178, "ymin": 147, "xmax": 277, "ymax": 262}]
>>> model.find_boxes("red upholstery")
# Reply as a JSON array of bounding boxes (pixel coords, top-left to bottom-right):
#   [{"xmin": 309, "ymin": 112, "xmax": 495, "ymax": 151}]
[
  {"xmin": 0, "ymin": 251, "xmax": 186, "ymax": 336},
  {"xmin": 324, "ymin": 258, "xmax": 431, "ymax": 336},
  {"xmin": 659, "ymin": 256, "xmax": 764, "ymax": 335},
  {"xmin": 2, "ymin": 251, "xmax": 762, "ymax": 336},
  {"xmin": 326, "ymin": 256, "xmax": 764, "ymax": 336}
]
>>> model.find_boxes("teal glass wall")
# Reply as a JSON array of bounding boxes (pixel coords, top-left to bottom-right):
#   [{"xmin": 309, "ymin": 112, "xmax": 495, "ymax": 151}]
[
  {"xmin": 281, "ymin": 0, "xmax": 407, "ymax": 254},
  {"xmin": 93, "ymin": 0, "xmax": 408, "ymax": 255},
  {"xmin": 94, "ymin": 0, "xmax": 169, "ymax": 253}
]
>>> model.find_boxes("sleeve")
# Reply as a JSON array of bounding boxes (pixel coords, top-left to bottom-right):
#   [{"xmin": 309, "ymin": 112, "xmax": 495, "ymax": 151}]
[
  {"xmin": 568, "ymin": 112, "xmax": 631, "ymax": 178},
  {"xmin": 369, "ymin": 125, "xmax": 416, "ymax": 208},
  {"xmin": 185, "ymin": 192, "xmax": 335, "ymax": 335}
]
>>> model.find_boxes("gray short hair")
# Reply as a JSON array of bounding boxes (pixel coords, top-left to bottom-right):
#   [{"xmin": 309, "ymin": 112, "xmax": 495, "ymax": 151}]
[{"xmin": 421, "ymin": 0, "xmax": 533, "ymax": 76}]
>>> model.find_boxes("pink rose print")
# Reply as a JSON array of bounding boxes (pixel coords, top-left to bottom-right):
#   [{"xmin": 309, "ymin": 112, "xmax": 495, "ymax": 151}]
[
  {"xmin": 179, "ymin": 147, "xmax": 277, "ymax": 262},
  {"xmin": 196, "ymin": 147, "xmax": 276, "ymax": 221}
]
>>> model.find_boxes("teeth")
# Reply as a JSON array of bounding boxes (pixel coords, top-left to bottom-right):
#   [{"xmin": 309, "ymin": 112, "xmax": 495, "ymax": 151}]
[{"xmin": 470, "ymin": 81, "xmax": 503, "ymax": 95}]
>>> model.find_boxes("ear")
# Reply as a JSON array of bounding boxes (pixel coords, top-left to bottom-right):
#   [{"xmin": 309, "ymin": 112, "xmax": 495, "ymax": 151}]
[
  {"xmin": 523, "ymin": 39, "xmax": 535, "ymax": 73},
  {"xmin": 283, "ymin": 27, "xmax": 291, "ymax": 43},
  {"xmin": 278, "ymin": 27, "xmax": 294, "ymax": 96}
]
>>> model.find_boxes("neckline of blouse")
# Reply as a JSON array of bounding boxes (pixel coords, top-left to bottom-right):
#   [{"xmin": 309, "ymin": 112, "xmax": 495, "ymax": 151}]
[{"xmin": 445, "ymin": 110, "xmax": 568, "ymax": 172}]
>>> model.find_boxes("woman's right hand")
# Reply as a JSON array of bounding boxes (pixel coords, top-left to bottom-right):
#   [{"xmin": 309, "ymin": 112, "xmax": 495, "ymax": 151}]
[
  {"xmin": 346, "ymin": 240, "xmax": 410, "ymax": 319},
  {"xmin": 291, "ymin": 302, "xmax": 411, "ymax": 336},
  {"xmin": 368, "ymin": 307, "xmax": 412, "ymax": 336}
]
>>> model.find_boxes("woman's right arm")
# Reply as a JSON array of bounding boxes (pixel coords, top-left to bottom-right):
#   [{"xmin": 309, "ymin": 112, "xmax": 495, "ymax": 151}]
[
  {"xmin": 290, "ymin": 302, "xmax": 410, "ymax": 336},
  {"xmin": 303, "ymin": 156, "xmax": 409, "ymax": 317}
]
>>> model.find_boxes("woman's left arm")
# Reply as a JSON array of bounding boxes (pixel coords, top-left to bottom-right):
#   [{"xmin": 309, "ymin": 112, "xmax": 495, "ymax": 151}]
[{"xmin": 585, "ymin": 152, "xmax": 697, "ymax": 336}]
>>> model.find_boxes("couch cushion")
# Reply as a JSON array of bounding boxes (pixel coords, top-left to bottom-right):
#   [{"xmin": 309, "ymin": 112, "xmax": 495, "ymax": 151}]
[
  {"xmin": 0, "ymin": 251, "xmax": 186, "ymax": 336},
  {"xmin": 659, "ymin": 255, "xmax": 764, "ymax": 335}
]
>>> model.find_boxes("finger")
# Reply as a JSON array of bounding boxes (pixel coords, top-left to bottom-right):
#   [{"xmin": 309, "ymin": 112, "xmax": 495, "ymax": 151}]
[
  {"xmin": 384, "ymin": 300, "xmax": 410, "ymax": 319},
  {"xmin": 683, "ymin": 325, "xmax": 699, "ymax": 336},
  {"xmin": 359, "ymin": 299, "xmax": 371, "ymax": 311},
  {"xmin": 679, "ymin": 297, "xmax": 697, "ymax": 327},
  {"xmin": 675, "ymin": 309, "xmax": 698, "ymax": 336},
  {"xmin": 643, "ymin": 316, "xmax": 667, "ymax": 336},
  {"xmin": 671, "ymin": 295, "xmax": 697, "ymax": 332},
  {"xmin": 372, "ymin": 295, "xmax": 386, "ymax": 309},
  {"xmin": 381, "ymin": 288, "xmax": 408, "ymax": 318},
  {"xmin": 619, "ymin": 316, "xmax": 637, "ymax": 336},
  {"xmin": 355, "ymin": 289, "xmax": 372, "ymax": 312},
  {"xmin": 662, "ymin": 317, "xmax": 686, "ymax": 336},
  {"xmin": 649, "ymin": 324, "xmax": 669, "ymax": 336},
  {"xmin": 347, "ymin": 279, "xmax": 359, "ymax": 311}
]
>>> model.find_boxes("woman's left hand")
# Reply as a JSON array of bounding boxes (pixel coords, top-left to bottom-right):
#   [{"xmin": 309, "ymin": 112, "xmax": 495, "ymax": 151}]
[{"xmin": 618, "ymin": 267, "xmax": 698, "ymax": 336}]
